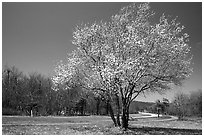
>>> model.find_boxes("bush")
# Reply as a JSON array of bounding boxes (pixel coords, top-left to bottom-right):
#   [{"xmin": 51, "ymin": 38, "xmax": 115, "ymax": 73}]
[
  {"xmin": 167, "ymin": 90, "xmax": 202, "ymax": 118},
  {"xmin": 2, "ymin": 108, "xmax": 22, "ymax": 115}
]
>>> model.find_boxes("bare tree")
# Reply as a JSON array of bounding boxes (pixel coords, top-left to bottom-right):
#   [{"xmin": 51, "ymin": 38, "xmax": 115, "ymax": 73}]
[
  {"xmin": 172, "ymin": 92, "xmax": 189, "ymax": 119},
  {"xmin": 2, "ymin": 66, "xmax": 24, "ymax": 110}
]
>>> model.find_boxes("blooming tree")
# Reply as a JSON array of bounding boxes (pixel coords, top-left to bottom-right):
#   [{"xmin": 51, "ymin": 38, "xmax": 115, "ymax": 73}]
[{"xmin": 52, "ymin": 3, "xmax": 192, "ymax": 129}]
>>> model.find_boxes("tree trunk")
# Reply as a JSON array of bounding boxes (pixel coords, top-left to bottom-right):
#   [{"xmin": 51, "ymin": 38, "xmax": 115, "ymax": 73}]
[
  {"xmin": 121, "ymin": 107, "xmax": 129, "ymax": 129},
  {"xmin": 115, "ymin": 94, "xmax": 121, "ymax": 126},
  {"xmin": 106, "ymin": 101, "xmax": 109, "ymax": 115},
  {"xmin": 157, "ymin": 108, "xmax": 160, "ymax": 118},
  {"xmin": 96, "ymin": 98, "xmax": 100, "ymax": 115},
  {"xmin": 121, "ymin": 99, "xmax": 129, "ymax": 130},
  {"xmin": 107, "ymin": 100, "xmax": 117, "ymax": 126}
]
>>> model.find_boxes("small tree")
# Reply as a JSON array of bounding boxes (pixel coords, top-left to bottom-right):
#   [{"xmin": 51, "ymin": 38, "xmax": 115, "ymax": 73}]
[
  {"xmin": 52, "ymin": 3, "xmax": 192, "ymax": 129},
  {"xmin": 154, "ymin": 98, "xmax": 169, "ymax": 117},
  {"xmin": 172, "ymin": 92, "xmax": 189, "ymax": 119},
  {"xmin": 162, "ymin": 98, "xmax": 169, "ymax": 114},
  {"xmin": 155, "ymin": 100, "xmax": 162, "ymax": 117}
]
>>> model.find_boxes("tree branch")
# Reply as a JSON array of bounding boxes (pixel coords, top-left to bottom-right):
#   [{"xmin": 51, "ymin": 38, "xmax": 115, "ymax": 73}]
[
  {"xmin": 82, "ymin": 46, "xmax": 97, "ymax": 63},
  {"xmin": 129, "ymin": 84, "xmax": 150, "ymax": 105}
]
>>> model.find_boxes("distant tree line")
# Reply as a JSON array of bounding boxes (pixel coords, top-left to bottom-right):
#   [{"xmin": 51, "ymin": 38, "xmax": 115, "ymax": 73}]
[
  {"xmin": 2, "ymin": 65, "xmax": 201, "ymax": 119},
  {"xmin": 2, "ymin": 65, "xmax": 117, "ymax": 116}
]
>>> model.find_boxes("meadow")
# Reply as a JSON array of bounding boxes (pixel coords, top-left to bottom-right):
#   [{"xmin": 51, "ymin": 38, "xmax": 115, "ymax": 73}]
[{"xmin": 2, "ymin": 114, "xmax": 202, "ymax": 135}]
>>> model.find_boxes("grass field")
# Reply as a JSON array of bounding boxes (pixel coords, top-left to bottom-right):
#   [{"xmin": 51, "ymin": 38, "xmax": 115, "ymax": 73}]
[{"xmin": 2, "ymin": 115, "xmax": 202, "ymax": 135}]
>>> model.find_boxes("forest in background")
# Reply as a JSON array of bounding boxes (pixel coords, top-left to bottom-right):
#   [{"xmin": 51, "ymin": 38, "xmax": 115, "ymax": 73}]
[{"xmin": 2, "ymin": 65, "xmax": 202, "ymax": 118}]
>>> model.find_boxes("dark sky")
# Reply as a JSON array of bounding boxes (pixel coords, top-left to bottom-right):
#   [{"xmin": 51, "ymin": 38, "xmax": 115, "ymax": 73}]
[{"xmin": 2, "ymin": 2, "xmax": 202, "ymax": 102}]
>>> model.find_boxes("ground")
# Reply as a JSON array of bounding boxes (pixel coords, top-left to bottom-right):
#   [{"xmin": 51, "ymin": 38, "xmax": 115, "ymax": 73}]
[{"xmin": 2, "ymin": 113, "xmax": 202, "ymax": 135}]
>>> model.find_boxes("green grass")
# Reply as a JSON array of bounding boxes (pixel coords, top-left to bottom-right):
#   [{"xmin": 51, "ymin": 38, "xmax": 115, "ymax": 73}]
[{"xmin": 2, "ymin": 115, "xmax": 202, "ymax": 135}]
